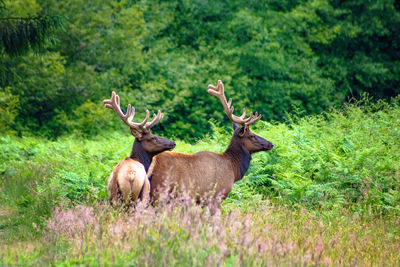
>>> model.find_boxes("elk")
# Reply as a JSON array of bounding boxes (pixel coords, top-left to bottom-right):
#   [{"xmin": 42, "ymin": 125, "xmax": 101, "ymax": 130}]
[
  {"xmin": 104, "ymin": 92, "xmax": 176, "ymax": 207},
  {"xmin": 148, "ymin": 80, "xmax": 273, "ymax": 204}
]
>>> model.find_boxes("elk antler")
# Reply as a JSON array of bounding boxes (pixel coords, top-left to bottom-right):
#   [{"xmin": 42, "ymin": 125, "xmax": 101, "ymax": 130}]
[
  {"xmin": 103, "ymin": 91, "xmax": 164, "ymax": 134},
  {"xmin": 208, "ymin": 80, "xmax": 261, "ymax": 128}
]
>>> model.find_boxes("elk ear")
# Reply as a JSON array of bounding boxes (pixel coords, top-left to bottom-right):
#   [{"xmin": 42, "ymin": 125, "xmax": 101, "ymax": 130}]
[
  {"xmin": 232, "ymin": 123, "xmax": 240, "ymax": 131},
  {"xmin": 130, "ymin": 127, "xmax": 142, "ymax": 139},
  {"xmin": 238, "ymin": 125, "xmax": 249, "ymax": 137}
]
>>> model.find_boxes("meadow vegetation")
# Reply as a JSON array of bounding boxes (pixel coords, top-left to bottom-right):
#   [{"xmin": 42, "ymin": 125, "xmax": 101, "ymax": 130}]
[
  {"xmin": 1, "ymin": 98, "xmax": 399, "ymax": 265},
  {"xmin": 1, "ymin": 1, "xmax": 399, "ymax": 264}
]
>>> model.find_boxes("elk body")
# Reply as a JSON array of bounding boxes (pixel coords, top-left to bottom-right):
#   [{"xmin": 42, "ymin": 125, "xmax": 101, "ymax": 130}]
[
  {"xmin": 104, "ymin": 92, "xmax": 175, "ymax": 207},
  {"xmin": 148, "ymin": 81, "xmax": 273, "ymax": 203}
]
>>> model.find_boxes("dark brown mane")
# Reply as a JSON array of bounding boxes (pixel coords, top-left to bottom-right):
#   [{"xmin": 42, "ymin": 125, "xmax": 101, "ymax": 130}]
[
  {"xmin": 224, "ymin": 136, "xmax": 252, "ymax": 181},
  {"xmin": 130, "ymin": 139, "xmax": 152, "ymax": 172}
]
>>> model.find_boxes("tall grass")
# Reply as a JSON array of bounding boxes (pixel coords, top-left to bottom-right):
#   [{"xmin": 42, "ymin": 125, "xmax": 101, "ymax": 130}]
[
  {"xmin": 0, "ymin": 97, "xmax": 399, "ymax": 265},
  {"xmin": 1, "ymin": 196, "xmax": 400, "ymax": 266}
]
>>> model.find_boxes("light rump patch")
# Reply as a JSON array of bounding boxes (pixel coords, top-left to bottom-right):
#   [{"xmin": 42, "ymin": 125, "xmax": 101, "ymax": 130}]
[
  {"xmin": 104, "ymin": 92, "xmax": 175, "ymax": 208},
  {"xmin": 114, "ymin": 159, "xmax": 147, "ymax": 204}
]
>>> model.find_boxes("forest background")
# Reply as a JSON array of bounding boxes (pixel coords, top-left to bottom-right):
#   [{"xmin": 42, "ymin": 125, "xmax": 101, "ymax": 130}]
[{"xmin": 1, "ymin": 0, "xmax": 399, "ymax": 141}]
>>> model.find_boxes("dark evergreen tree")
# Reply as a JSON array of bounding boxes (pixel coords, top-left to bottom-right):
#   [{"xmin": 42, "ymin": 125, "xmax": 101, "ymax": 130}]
[{"xmin": 0, "ymin": 0, "xmax": 62, "ymax": 56}]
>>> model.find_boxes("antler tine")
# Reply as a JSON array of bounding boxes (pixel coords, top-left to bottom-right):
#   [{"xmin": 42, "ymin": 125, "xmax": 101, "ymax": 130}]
[
  {"xmin": 103, "ymin": 91, "xmax": 130, "ymax": 124},
  {"xmin": 238, "ymin": 108, "xmax": 247, "ymax": 120},
  {"xmin": 245, "ymin": 112, "xmax": 262, "ymax": 127},
  {"xmin": 104, "ymin": 91, "xmax": 166, "ymax": 134},
  {"xmin": 126, "ymin": 109, "xmax": 150, "ymax": 132},
  {"xmin": 208, "ymin": 80, "xmax": 261, "ymax": 127},
  {"xmin": 143, "ymin": 110, "xmax": 164, "ymax": 132},
  {"xmin": 227, "ymin": 98, "xmax": 232, "ymax": 109},
  {"xmin": 112, "ymin": 93, "xmax": 127, "ymax": 121},
  {"xmin": 208, "ymin": 80, "xmax": 234, "ymax": 117},
  {"xmin": 103, "ymin": 91, "xmax": 115, "ymax": 109},
  {"xmin": 126, "ymin": 104, "xmax": 135, "ymax": 123},
  {"xmin": 103, "ymin": 91, "xmax": 147, "ymax": 133}
]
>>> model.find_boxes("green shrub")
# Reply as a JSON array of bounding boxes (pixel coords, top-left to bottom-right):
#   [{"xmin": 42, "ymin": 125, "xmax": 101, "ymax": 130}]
[
  {"xmin": 68, "ymin": 100, "xmax": 122, "ymax": 137},
  {"xmin": 1, "ymin": 97, "xmax": 399, "ymax": 243},
  {"xmin": 2, "ymin": 0, "xmax": 399, "ymax": 140},
  {"xmin": 243, "ymin": 96, "xmax": 400, "ymax": 214},
  {"xmin": 0, "ymin": 87, "xmax": 19, "ymax": 134}
]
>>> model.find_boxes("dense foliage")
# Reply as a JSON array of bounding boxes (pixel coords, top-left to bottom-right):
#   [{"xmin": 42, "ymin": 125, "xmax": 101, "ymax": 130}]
[
  {"xmin": 235, "ymin": 96, "xmax": 400, "ymax": 215},
  {"xmin": 1, "ymin": 99, "xmax": 400, "ymax": 265},
  {"xmin": 1, "ymin": 0, "xmax": 399, "ymax": 140},
  {"xmin": 0, "ymin": 98, "xmax": 398, "ymax": 240},
  {"xmin": 1, "ymin": 1, "xmax": 399, "ymax": 264}
]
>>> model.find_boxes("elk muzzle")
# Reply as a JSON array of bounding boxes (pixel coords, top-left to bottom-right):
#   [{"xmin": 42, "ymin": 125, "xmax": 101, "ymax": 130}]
[
  {"xmin": 257, "ymin": 136, "xmax": 274, "ymax": 152},
  {"xmin": 248, "ymin": 135, "xmax": 274, "ymax": 153},
  {"xmin": 263, "ymin": 140, "xmax": 274, "ymax": 151},
  {"xmin": 159, "ymin": 137, "xmax": 176, "ymax": 151}
]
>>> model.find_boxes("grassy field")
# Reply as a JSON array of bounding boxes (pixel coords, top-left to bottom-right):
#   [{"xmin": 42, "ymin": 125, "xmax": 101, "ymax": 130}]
[
  {"xmin": 1, "ymin": 97, "xmax": 400, "ymax": 265},
  {"xmin": 2, "ymin": 201, "xmax": 400, "ymax": 266}
]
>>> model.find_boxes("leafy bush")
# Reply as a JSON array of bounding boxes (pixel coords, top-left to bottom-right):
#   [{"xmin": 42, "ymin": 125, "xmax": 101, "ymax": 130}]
[
  {"xmin": 0, "ymin": 87, "xmax": 19, "ymax": 134},
  {"xmin": 67, "ymin": 100, "xmax": 122, "ymax": 137},
  {"xmin": 243, "ymin": 96, "xmax": 400, "ymax": 214},
  {"xmin": 1, "ymin": 0, "xmax": 399, "ymax": 140},
  {"xmin": 1, "ymin": 97, "xmax": 399, "ymax": 243}
]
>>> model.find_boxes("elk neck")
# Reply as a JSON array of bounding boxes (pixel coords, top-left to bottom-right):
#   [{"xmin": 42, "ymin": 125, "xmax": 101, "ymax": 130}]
[
  {"xmin": 223, "ymin": 137, "xmax": 252, "ymax": 182},
  {"xmin": 129, "ymin": 139, "xmax": 152, "ymax": 172}
]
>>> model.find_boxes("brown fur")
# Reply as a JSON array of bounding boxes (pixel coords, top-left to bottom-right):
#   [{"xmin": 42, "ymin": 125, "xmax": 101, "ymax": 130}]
[
  {"xmin": 148, "ymin": 151, "xmax": 235, "ymax": 202},
  {"xmin": 107, "ymin": 132, "xmax": 175, "ymax": 208},
  {"xmin": 148, "ymin": 125, "xmax": 273, "ymax": 204},
  {"xmin": 104, "ymin": 91, "xmax": 175, "ymax": 208}
]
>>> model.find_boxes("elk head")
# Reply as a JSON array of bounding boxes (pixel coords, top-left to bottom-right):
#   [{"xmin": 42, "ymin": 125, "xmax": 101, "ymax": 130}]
[
  {"xmin": 103, "ymin": 91, "xmax": 176, "ymax": 154},
  {"xmin": 208, "ymin": 80, "xmax": 273, "ymax": 154}
]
